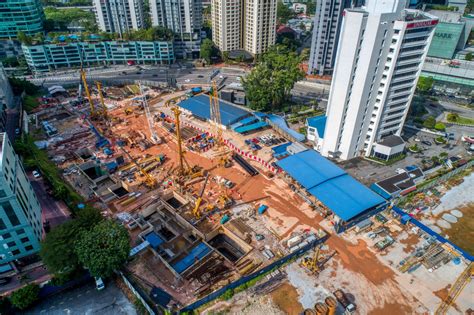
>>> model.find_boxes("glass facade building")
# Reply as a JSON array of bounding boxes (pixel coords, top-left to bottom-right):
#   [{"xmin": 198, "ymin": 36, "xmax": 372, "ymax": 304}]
[
  {"xmin": 22, "ymin": 40, "xmax": 175, "ymax": 72},
  {"xmin": 0, "ymin": 0, "xmax": 44, "ymax": 39},
  {"xmin": 427, "ymin": 22, "xmax": 465, "ymax": 59},
  {"xmin": 0, "ymin": 133, "xmax": 42, "ymax": 266}
]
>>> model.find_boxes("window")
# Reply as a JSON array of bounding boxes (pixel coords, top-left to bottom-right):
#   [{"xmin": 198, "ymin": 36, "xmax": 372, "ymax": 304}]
[
  {"xmin": 12, "ymin": 249, "xmax": 20, "ymax": 255},
  {"xmin": 20, "ymin": 237, "xmax": 29, "ymax": 243},
  {"xmin": 16, "ymin": 228, "xmax": 25, "ymax": 235},
  {"xmin": 25, "ymin": 245, "xmax": 34, "ymax": 251},
  {"xmin": 0, "ymin": 218, "xmax": 5, "ymax": 230},
  {"xmin": 2, "ymin": 202, "xmax": 20, "ymax": 226},
  {"xmin": 2, "ymin": 233, "xmax": 11, "ymax": 239},
  {"xmin": 7, "ymin": 241, "xmax": 15, "ymax": 247},
  {"xmin": 0, "ymin": 190, "xmax": 6, "ymax": 198}
]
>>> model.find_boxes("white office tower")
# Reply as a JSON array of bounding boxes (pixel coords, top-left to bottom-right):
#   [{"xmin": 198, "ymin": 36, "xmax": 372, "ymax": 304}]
[
  {"xmin": 93, "ymin": 0, "xmax": 145, "ymax": 35},
  {"xmin": 320, "ymin": 0, "xmax": 438, "ymax": 161},
  {"xmin": 211, "ymin": 0, "xmax": 276, "ymax": 55},
  {"xmin": 307, "ymin": 0, "xmax": 352, "ymax": 76},
  {"xmin": 150, "ymin": 0, "xmax": 202, "ymax": 39}
]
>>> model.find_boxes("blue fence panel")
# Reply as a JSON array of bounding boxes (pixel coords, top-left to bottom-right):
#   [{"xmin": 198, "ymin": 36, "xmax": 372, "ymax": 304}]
[
  {"xmin": 179, "ymin": 234, "xmax": 329, "ymax": 312},
  {"xmin": 392, "ymin": 206, "xmax": 473, "ymax": 261}
]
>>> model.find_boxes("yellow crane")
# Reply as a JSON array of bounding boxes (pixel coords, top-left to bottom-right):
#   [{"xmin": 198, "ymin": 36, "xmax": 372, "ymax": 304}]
[
  {"xmin": 80, "ymin": 69, "xmax": 97, "ymax": 119},
  {"xmin": 119, "ymin": 147, "xmax": 157, "ymax": 189},
  {"xmin": 209, "ymin": 81, "xmax": 231, "ymax": 167},
  {"xmin": 192, "ymin": 172, "xmax": 209, "ymax": 219},
  {"xmin": 301, "ymin": 246, "xmax": 321, "ymax": 274},
  {"xmin": 436, "ymin": 262, "xmax": 473, "ymax": 315},
  {"xmin": 95, "ymin": 81, "xmax": 108, "ymax": 120}
]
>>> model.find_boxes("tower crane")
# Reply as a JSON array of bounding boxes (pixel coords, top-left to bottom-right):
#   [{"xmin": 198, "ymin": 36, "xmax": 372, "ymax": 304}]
[
  {"xmin": 209, "ymin": 81, "xmax": 231, "ymax": 167},
  {"xmin": 119, "ymin": 146, "xmax": 157, "ymax": 189},
  {"xmin": 139, "ymin": 84, "xmax": 161, "ymax": 144},
  {"xmin": 95, "ymin": 81, "xmax": 108, "ymax": 120},
  {"xmin": 171, "ymin": 106, "xmax": 191, "ymax": 176},
  {"xmin": 80, "ymin": 68, "xmax": 98, "ymax": 119},
  {"xmin": 436, "ymin": 262, "xmax": 473, "ymax": 315}
]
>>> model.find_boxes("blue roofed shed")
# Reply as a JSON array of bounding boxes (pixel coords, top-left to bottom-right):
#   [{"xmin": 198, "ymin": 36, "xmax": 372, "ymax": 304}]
[
  {"xmin": 145, "ymin": 232, "xmax": 164, "ymax": 249},
  {"xmin": 276, "ymin": 150, "xmax": 386, "ymax": 222},
  {"xmin": 307, "ymin": 115, "xmax": 327, "ymax": 138},
  {"xmin": 178, "ymin": 94, "xmax": 250, "ymax": 126}
]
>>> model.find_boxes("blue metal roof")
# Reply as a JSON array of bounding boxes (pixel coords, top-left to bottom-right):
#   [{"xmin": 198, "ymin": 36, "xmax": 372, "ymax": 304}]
[
  {"xmin": 145, "ymin": 232, "xmax": 164, "ymax": 249},
  {"xmin": 276, "ymin": 150, "xmax": 386, "ymax": 221},
  {"xmin": 234, "ymin": 121, "xmax": 268, "ymax": 134},
  {"xmin": 178, "ymin": 94, "xmax": 250, "ymax": 126},
  {"xmin": 172, "ymin": 242, "xmax": 212, "ymax": 274},
  {"xmin": 307, "ymin": 115, "xmax": 327, "ymax": 138},
  {"xmin": 266, "ymin": 114, "xmax": 306, "ymax": 142}
]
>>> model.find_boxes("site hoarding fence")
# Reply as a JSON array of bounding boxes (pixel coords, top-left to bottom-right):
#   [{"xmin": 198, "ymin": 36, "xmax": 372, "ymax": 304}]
[
  {"xmin": 391, "ymin": 206, "xmax": 474, "ymax": 262},
  {"xmin": 119, "ymin": 271, "xmax": 157, "ymax": 315},
  {"xmin": 178, "ymin": 233, "xmax": 329, "ymax": 313}
]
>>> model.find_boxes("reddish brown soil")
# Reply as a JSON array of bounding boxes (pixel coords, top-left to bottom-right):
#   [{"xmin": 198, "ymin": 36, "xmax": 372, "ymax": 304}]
[
  {"xmin": 270, "ymin": 282, "xmax": 303, "ymax": 315},
  {"xmin": 368, "ymin": 303, "xmax": 413, "ymax": 315},
  {"xmin": 326, "ymin": 237, "xmax": 395, "ymax": 286},
  {"xmin": 399, "ymin": 233, "xmax": 420, "ymax": 254}
]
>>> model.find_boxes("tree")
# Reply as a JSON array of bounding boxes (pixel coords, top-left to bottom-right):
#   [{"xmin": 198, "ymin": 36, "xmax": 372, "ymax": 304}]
[
  {"xmin": 447, "ymin": 112, "xmax": 459, "ymax": 122},
  {"xmin": 416, "ymin": 76, "xmax": 434, "ymax": 94},
  {"xmin": 277, "ymin": 1, "xmax": 295, "ymax": 24},
  {"xmin": 434, "ymin": 122, "xmax": 446, "ymax": 131},
  {"xmin": 40, "ymin": 207, "xmax": 102, "ymax": 275},
  {"xmin": 306, "ymin": 1, "xmax": 316, "ymax": 15},
  {"xmin": 75, "ymin": 220, "xmax": 130, "ymax": 278},
  {"xmin": 243, "ymin": 45, "xmax": 304, "ymax": 111},
  {"xmin": 423, "ymin": 116, "xmax": 436, "ymax": 129},
  {"xmin": 10, "ymin": 284, "xmax": 40, "ymax": 310},
  {"xmin": 439, "ymin": 152, "xmax": 449, "ymax": 159},
  {"xmin": 200, "ymin": 39, "xmax": 215, "ymax": 64},
  {"xmin": 466, "ymin": 52, "xmax": 473, "ymax": 61},
  {"xmin": 17, "ymin": 31, "xmax": 32, "ymax": 45}
]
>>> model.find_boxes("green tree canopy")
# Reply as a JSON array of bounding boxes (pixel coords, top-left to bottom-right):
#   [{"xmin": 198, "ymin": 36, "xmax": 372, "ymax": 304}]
[
  {"xmin": 200, "ymin": 38, "xmax": 217, "ymax": 64},
  {"xmin": 466, "ymin": 52, "xmax": 473, "ymax": 61},
  {"xmin": 40, "ymin": 207, "xmax": 103, "ymax": 275},
  {"xmin": 423, "ymin": 116, "xmax": 436, "ymax": 129},
  {"xmin": 434, "ymin": 122, "xmax": 446, "ymax": 131},
  {"xmin": 277, "ymin": 1, "xmax": 296, "ymax": 24},
  {"xmin": 416, "ymin": 76, "xmax": 434, "ymax": 94},
  {"xmin": 10, "ymin": 284, "xmax": 40, "ymax": 310},
  {"xmin": 243, "ymin": 45, "xmax": 304, "ymax": 111},
  {"xmin": 44, "ymin": 7, "xmax": 97, "ymax": 32},
  {"xmin": 75, "ymin": 220, "xmax": 130, "ymax": 278}
]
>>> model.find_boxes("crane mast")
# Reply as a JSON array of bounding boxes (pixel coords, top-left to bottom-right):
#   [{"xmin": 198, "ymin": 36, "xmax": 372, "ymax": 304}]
[{"xmin": 139, "ymin": 84, "xmax": 160, "ymax": 144}]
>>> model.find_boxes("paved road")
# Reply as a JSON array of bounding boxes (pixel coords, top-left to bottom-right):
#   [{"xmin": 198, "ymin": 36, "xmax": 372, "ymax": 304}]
[
  {"xmin": 29, "ymin": 175, "xmax": 70, "ymax": 229},
  {"xmin": 26, "ymin": 281, "xmax": 136, "ymax": 315}
]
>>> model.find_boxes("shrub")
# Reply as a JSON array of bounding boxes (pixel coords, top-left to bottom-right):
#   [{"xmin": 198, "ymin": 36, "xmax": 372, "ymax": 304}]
[
  {"xmin": 423, "ymin": 116, "xmax": 436, "ymax": 129},
  {"xmin": 10, "ymin": 284, "xmax": 40, "ymax": 310},
  {"xmin": 434, "ymin": 122, "xmax": 446, "ymax": 131}
]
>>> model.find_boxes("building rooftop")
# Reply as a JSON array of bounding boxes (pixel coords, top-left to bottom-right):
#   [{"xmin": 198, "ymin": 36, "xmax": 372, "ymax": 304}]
[
  {"xmin": 276, "ymin": 150, "xmax": 386, "ymax": 222},
  {"xmin": 178, "ymin": 94, "xmax": 251, "ymax": 126},
  {"xmin": 377, "ymin": 135, "xmax": 405, "ymax": 148},
  {"xmin": 427, "ymin": 10, "xmax": 464, "ymax": 23},
  {"xmin": 373, "ymin": 167, "xmax": 424, "ymax": 195},
  {"xmin": 307, "ymin": 115, "xmax": 327, "ymax": 138}
]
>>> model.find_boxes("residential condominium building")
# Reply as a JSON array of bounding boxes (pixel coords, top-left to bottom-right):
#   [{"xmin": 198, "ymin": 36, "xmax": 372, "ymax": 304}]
[
  {"xmin": 319, "ymin": 0, "xmax": 438, "ymax": 161},
  {"xmin": 307, "ymin": 0, "xmax": 352, "ymax": 76},
  {"xmin": 150, "ymin": 0, "xmax": 203, "ymax": 39},
  {"xmin": 0, "ymin": 0, "xmax": 44, "ymax": 39},
  {"xmin": 0, "ymin": 133, "xmax": 42, "ymax": 265},
  {"xmin": 211, "ymin": 0, "xmax": 277, "ymax": 55},
  {"xmin": 22, "ymin": 40, "xmax": 175, "ymax": 72},
  {"xmin": 0, "ymin": 64, "xmax": 13, "ymax": 133},
  {"xmin": 93, "ymin": 0, "xmax": 145, "ymax": 35}
]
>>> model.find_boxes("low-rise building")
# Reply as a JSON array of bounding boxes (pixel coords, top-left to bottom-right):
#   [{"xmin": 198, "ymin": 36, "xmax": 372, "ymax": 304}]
[
  {"xmin": 22, "ymin": 40, "xmax": 175, "ymax": 72},
  {"xmin": 0, "ymin": 133, "xmax": 42, "ymax": 267},
  {"xmin": 371, "ymin": 135, "xmax": 405, "ymax": 161},
  {"xmin": 371, "ymin": 166, "xmax": 424, "ymax": 199},
  {"xmin": 306, "ymin": 115, "xmax": 326, "ymax": 152}
]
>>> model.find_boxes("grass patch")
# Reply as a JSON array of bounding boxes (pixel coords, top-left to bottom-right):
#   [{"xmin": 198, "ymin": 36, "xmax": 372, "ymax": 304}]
[
  {"xmin": 447, "ymin": 114, "xmax": 474, "ymax": 126},
  {"xmin": 367, "ymin": 154, "xmax": 406, "ymax": 166},
  {"xmin": 23, "ymin": 94, "xmax": 41, "ymax": 112}
]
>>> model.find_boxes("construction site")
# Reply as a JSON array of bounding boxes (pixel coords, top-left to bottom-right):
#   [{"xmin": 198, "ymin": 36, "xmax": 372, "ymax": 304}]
[{"xmin": 28, "ymin": 71, "xmax": 473, "ymax": 314}]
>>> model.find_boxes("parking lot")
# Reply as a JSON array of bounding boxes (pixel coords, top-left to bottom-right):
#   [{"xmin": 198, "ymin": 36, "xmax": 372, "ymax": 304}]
[{"xmin": 26, "ymin": 281, "xmax": 136, "ymax": 315}]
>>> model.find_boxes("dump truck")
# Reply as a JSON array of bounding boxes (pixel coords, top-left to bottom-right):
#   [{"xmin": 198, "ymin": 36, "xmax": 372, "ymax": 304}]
[{"xmin": 334, "ymin": 289, "xmax": 356, "ymax": 314}]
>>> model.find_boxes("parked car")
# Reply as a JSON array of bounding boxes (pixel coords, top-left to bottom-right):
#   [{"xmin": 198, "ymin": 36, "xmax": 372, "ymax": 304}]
[
  {"xmin": 422, "ymin": 140, "xmax": 432, "ymax": 146},
  {"xmin": 245, "ymin": 139, "xmax": 251, "ymax": 145},
  {"xmin": 95, "ymin": 277, "xmax": 105, "ymax": 291},
  {"xmin": 32, "ymin": 170, "xmax": 41, "ymax": 178}
]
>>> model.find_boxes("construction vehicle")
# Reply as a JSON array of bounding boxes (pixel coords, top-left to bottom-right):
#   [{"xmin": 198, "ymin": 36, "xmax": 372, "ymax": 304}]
[
  {"xmin": 333, "ymin": 289, "xmax": 356, "ymax": 314},
  {"xmin": 87, "ymin": 119, "xmax": 109, "ymax": 148},
  {"xmin": 119, "ymin": 147, "xmax": 157, "ymax": 189},
  {"xmin": 218, "ymin": 194, "xmax": 233, "ymax": 209},
  {"xmin": 301, "ymin": 246, "xmax": 321, "ymax": 274},
  {"xmin": 95, "ymin": 81, "xmax": 108, "ymax": 120},
  {"xmin": 139, "ymin": 84, "xmax": 161, "ymax": 144},
  {"xmin": 435, "ymin": 262, "xmax": 473, "ymax": 315},
  {"xmin": 192, "ymin": 172, "xmax": 209, "ymax": 219}
]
